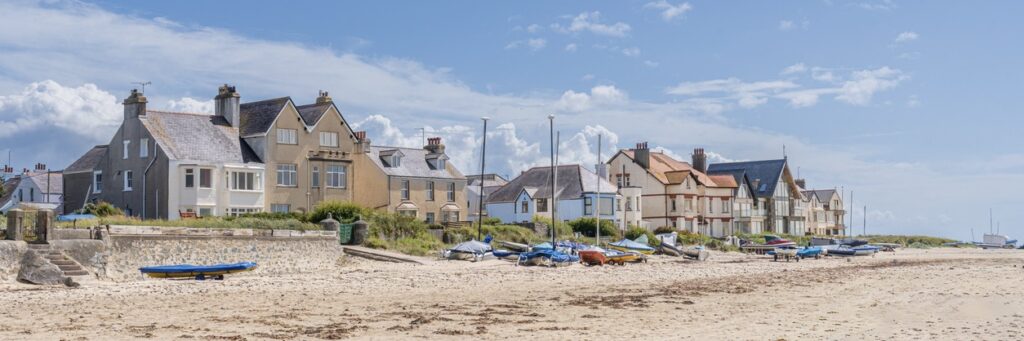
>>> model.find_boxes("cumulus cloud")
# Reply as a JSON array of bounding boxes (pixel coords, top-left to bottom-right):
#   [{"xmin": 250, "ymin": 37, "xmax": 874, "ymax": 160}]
[
  {"xmin": 893, "ymin": 31, "xmax": 918, "ymax": 44},
  {"xmin": 165, "ymin": 97, "xmax": 214, "ymax": 114},
  {"xmin": 621, "ymin": 47, "xmax": 641, "ymax": 57},
  {"xmin": 564, "ymin": 43, "xmax": 577, "ymax": 52},
  {"xmin": 553, "ymin": 11, "xmax": 631, "ymax": 37},
  {"xmin": 555, "ymin": 85, "xmax": 628, "ymax": 112},
  {"xmin": 780, "ymin": 63, "xmax": 807, "ymax": 75},
  {"xmin": 505, "ymin": 38, "xmax": 546, "ymax": 51},
  {"xmin": 643, "ymin": 1, "xmax": 693, "ymax": 21},
  {"xmin": 0, "ymin": 80, "xmax": 120, "ymax": 140}
]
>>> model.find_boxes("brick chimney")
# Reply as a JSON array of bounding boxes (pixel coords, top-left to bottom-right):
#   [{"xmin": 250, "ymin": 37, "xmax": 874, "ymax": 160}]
[
  {"xmin": 354, "ymin": 131, "xmax": 371, "ymax": 154},
  {"xmin": 795, "ymin": 178, "xmax": 806, "ymax": 189},
  {"xmin": 691, "ymin": 148, "xmax": 707, "ymax": 173},
  {"xmin": 316, "ymin": 90, "xmax": 333, "ymax": 104},
  {"xmin": 424, "ymin": 137, "xmax": 445, "ymax": 155},
  {"xmin": 123, "ymin": 88, "xmax": 147, "ymax": 120},
  {"xmin": 34, "ymin": 163, "xmax": 46, "ymax": 172},
  {"xmin": 215, "ymin": 84, "xmax": 241, "ymax": 128},
  {"xmin": 632, "ymin": 142, "xmax": 650, "ymax": 169}
]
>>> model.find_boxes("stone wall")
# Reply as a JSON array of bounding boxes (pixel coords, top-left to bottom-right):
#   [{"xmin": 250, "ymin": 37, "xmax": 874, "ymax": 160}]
[{"xmin": 0, "ymin": 241, "xmax": 28, "ymax": 281}]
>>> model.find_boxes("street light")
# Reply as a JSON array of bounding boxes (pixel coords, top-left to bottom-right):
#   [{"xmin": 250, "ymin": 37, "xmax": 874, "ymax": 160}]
[{"xmin": 477, "ymin": 117, "xmax": 489, "ymax": 241}]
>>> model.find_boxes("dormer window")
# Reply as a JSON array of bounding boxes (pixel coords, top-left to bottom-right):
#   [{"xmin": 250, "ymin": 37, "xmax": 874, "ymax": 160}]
[
  {"xmin": 427, "ymin": 156, "xmax": 448, "ymax": 170},
  {"xmin": 437, "ymin": 158, "xmax": 446, "ymax": 170},
  {"xmin": 380, "ymin": 149, "xmax": 404, "ymax": 168},
  {"xmin": 391, "ymin": 154, "xmax": 401, "ymax": 167}
]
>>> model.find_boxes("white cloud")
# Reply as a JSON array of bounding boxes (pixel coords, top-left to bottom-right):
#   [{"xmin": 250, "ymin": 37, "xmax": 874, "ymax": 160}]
[
  {"xmin": 555, "ymin": 85, "xmax": 628, "ymax": 112},
  {"xmin": 779, "ymin": 20, "xmax": 795, "ymax": 31},
  {"xmin": 564, "ymin": 43, "xmax": 577, "ymax": 52},
  {"xmin": 0, "ymin": 80, "xmax": 120, "ymax": 140},
  {"xmin": 780, "ymin": 63, "xmax": 807, "ymax": 75},
  {"xmin": 834, "ymin": 67, "xmax": 907, "ymax": 105},
  {"xmin": 590, "ymin": 85, "xmax": 628, "ymax": 103},
  {"xmin": 505, "ymin": 38, "xmax": 546, "ymax": 51},
  {"xmin": 555, "ymin": 11, "xmax": 631, "ymax": 37},
  {"xmin": 555, "ymin": 90, "xmax": 592, "ymax": 112},
  {"xmin": 581, "ymin": 74, "xmax": 596, "ymax": 81},
  {"xmin": 853, "ymin": 0, "xmax": 896, "ymax": 11},
  {"xmin": 643, "ymin": 1, "xmax": 693, "ymax": 21},
  {"xmin": 644, "ymin": 60, "xmax": 659, "ymax": 68},
  {"xmin": 621, "ymin": 47, "xmax": 641, "ymax": 57},
  {"xmin": 165, "ymin": 97, "xmax": 214, "ymax": 114},
  {"xmin": 893, "ymin": 31, "xmax": 918, "ymax": 44},
  {"xmin": 526, "ymin": 24, "xmax": 542, "ymax": 33},
  {"xmin": 667, "ymin": 78, "xmax": 798, "ymax": 96}
]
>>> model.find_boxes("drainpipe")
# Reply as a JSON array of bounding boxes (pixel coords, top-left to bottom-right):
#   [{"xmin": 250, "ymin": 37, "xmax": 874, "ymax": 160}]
[{"xmin": 142, "ymin": 149, "xmax": 158, "ymax": 219}]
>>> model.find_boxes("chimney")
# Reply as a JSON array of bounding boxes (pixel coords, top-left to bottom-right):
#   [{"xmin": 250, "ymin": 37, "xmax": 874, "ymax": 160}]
[
  {"xmin": 123, "ymin": 88, "xmax": 147, "ymax": 120},
  {"xmin": 354, "ymin": 131, "xmax": 371, "ymax": 154},
  {"xmin": 316, "ymin": 90, "xmax": 333, "ymax": 104},
  {"xmin": 34, "ymin": 163, "xmax": 46, "ymax": 172},
  {"xmin": 215, "ymin": 84, "xmax": 241, "ymax": 127},
  {"xmin": 425, "ymin": 137, "xmax": 445, "ymax": 155},
  {"xmin": 633, "ymin": 142, "xmax": 650, "ymax": 169},
  {"xmin": 795, "ymin": 179, "xmax": 806, "ymax": 189},
  {"xmin": 691, "ymin": 148, "xmax": 707, "ymax": 173}
]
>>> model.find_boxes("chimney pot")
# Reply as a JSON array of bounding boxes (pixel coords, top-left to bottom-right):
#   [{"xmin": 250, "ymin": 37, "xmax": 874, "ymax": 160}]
[
  {"xmin": 215, "ymin": 84, "xmax": 241, "ymax": 127},
  {"xmin": 123, "ymin": 88, "xmax": 148, "ymax": 120},
  {"xmin": 316, "ymin": 90, "xmax": 333, "ymax": 104}
]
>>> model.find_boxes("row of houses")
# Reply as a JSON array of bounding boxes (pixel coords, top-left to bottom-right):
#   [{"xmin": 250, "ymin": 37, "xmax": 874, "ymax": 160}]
[
  {"xmin": 481, "ymin": 144, "xmax": 847, "ymax": 237},
  {"xmin": 5, "ymin": 84, "xmax": 844, "ymax": 237}
]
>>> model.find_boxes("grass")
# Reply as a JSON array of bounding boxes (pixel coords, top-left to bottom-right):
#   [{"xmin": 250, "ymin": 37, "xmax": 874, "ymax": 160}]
[
  {"xmin": 59, "ymin": 216, "xmax": 319, "ymax": 230},
  {"xmin": 864, "ymin": 234, "xmax": 957, "ymax": 247}
]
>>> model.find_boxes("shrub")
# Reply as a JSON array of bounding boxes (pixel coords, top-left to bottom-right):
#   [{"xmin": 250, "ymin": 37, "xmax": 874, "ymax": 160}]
[
  {"xmin": 238, "ymin": 211, "xmax": 308, "ymax": 221},
  {"xmin": 567, "ymin": 217, "xmax": 619, "ymax": 239},
  {"xmin": 96, "ymin": 216, "xmax": 318, "ymax": 230},
  {"xmin": 309, "ymin": 201, "xmax": 372, "ymax": 224},
  {"xmin": 369, "ymin": 211, "xmax": 427, "ymax": 240},
  {"xmin": 481, "ymin": 217, "xmax": 502, "ymax": 225},
  {"xmin": 446, "ymin": 224, "xmax": 539, "ymax": 244},
  {"xmin": 653, "ymin": 226, "xmax": 676, "ymax": 235},
  {"xmin": 531, "ymin": 215, "xmax": 572, "ymax": 239},
  {"xmin": 81, "ymin": 201, "xmax": 123, "ymax": 217},
  {"xmin": 865, "ymin": 235, "xmax": 956, "ymax": 247}
]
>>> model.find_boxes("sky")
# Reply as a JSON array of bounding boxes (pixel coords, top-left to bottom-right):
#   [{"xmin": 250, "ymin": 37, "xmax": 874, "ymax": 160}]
[{"xmin": 0, "ymin": 0, "xmax": 1021, "ymax": 240}]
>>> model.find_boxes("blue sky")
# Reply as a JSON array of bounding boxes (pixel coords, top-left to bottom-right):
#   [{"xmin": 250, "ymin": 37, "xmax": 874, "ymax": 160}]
[{"xmin": 0, "ymin": 0, "xmax": 1021, "ymax": 240}]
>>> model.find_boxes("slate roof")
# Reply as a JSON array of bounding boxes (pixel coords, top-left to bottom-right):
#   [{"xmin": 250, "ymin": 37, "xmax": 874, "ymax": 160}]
[
  {"xmin": 295, "ymin": 103, "xmax": 333, "ymax": 126},
  {"xmin": 26, "ymin": 171, "xmax": 63, "ymax": 194},
  {"xmin": 802, "ymin": 189, "xmax": 838, "ymax": 204},
  {"xmin": 487, "ymin": 165, "xmax": 617, "ymax": 203},
  {"xmin": 707, "ymin": 159, "xmax": 789, "ymax": 199},
  {"xmin": 467, "ymin": 174, "xmax": 509, "ymax": 187},
  {"xmin": 0, "ymin": 177, "xmax": 20, "ymax": 206},
  {"xmin": 141, "ymin": 111, "xmax": 260, "ymax": 164},
  {"xmin": 64, "ymin": 145, "xmax": 107, "ymax": 173},
  {"xmin": 239, "ymin": 97, "xmax": 290, "ymax": 136},
  {"xmin": 367, "ymin": 146, "xmax": 465, "ymax": 179}
]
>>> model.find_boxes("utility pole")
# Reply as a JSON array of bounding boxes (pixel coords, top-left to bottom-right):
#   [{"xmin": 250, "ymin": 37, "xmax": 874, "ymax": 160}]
[
  {"xmin": 548, "ymin": 115, "xmax": 556, "ymax": 247},
  {"xmin": 594, "ymin": 134, "xmax": 602, "ymax": 246},
  {"xmin": 476, "ymin": 118, "xmax": 489, "ymax": 241},
  {"xmin": 862, "ymin": 205, "xmax": 867, "ymax": 236},
  {"xmin": 848, "ymin": 191, "xmax": 853, "ymax": 238}
]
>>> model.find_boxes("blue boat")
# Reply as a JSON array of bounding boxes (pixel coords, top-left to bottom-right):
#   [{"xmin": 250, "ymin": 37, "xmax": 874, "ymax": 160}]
[
  {"xmin": 517, "ymin": 249, "xmax": 579, "ymax": 267},
  {"xmin": 796, "ymin": 246, "xmax": 823, "ymax": 259},
  {"xmin": 139, "ymin": 262, "xmax": 257, "ymax": 280},
  {"xmin": 607, "ymin": 238, "xmax": 657, "ymax": 254}
]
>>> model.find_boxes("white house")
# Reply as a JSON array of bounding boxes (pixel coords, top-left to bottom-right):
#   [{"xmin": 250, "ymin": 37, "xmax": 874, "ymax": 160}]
[{"xmin": 485, "ymin": 165, "xmax": 619, "ymax": 225}]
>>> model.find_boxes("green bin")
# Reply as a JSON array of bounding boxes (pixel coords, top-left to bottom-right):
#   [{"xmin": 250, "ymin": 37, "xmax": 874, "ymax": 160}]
[{"xmin": 337, "ymin": 223, "xmax": 354, "ymax": 244}]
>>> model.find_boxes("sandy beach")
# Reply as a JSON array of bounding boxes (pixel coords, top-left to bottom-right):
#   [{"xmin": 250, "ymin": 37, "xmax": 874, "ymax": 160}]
[{"xmin": 1, "ymin": 248, "xmax": 1022, "ymax": 340}]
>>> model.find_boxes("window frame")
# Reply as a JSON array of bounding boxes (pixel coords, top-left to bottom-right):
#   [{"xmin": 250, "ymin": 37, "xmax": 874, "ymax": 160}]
[
  {"xmin": 139, "ymin": 138, "xmax": 149, "ymax": 158},
  {"xmin": 271, "ymin": 204, "xmax": 290, "ymax": 213},
  {"xmin": 446, "ymin": 182, "xmax": 455, "ymax": 202},
  {"xmin": 199, "ymin": 168, "xmax": 212, "ymax": 189},
  {"xmin": 122, "ymin": 140, "xmax": 130, "ymax": 159},
  {"xmin": 276, "ymin": 164, "xmax": 297, "ymax": 187},
  {"xmin": 400, "ymin": 179, "xmax": 410, "ymax": 200},
  {"xmin": 229, "ymin": 171, "xmax": 259, "ymax": 191},
  {"xmin": 276, "ymin": 128, "xmax": 298, "ymax": 145},
  {"xmin": 184, "ymin": 168, "xmax": 194, "ymax": 188},
  {"xmin": 536, "ymin": 198, "xmax": 548, "ymax": 212},
  {"xmin": 326, "ymin": 164, "xmax": 346, "ymax": 188},
  {"xmin": 426, "ymin": 181, "xmax": 435, "ymax": 201},
  {"xmin": 92, "ymin": 171, "xmax": 103, "ymax": 194},
  {"xmin": 319, "ymin": 131, "xmax": 339, "ymax": 147},
  {"xmin": 123, "ymin": 170, "xmax": 133, "ymax": 191}
]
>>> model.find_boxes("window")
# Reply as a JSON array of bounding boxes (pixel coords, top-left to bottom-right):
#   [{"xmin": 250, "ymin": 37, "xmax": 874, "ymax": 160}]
[
  {"xmin": 616, "ymin": 174, "xmax": 632, "ymax": 187},
  {"xmin": 446, "ymin": 182, "xmax": 455, "ymax": 202},
  {"xmin": 391, "ymin": 155, "xmax": 402, "ymax": 167},
  {"xmin": 584, "ymin": 197, "xmax": 593, "ymax": 215},
  {"xmin": 537, "ymin": 198, "xmax": 548, "ymax": 212},
  {"xmin": 671, "ymin": 197, "xmax": 677, "ymax": 212},
  {"xmin": 123, "ymin": 170, "xmax": 133, "ymax": 191},
  {"xmin": 30, "ymin": 188, "xmax": 34, "ymax": 202},
  {"xmin": 140, "ymin": 138, "xmax": 149, "ymax": 158},
  {"xmin": 199, "ymin": 207, "xmax": 213, "ymax": 217},
  {"xmin": 723, "ymin": 200, "xmax": 730, "ymax": 213},
  {"xmin": 437, "ymin": 158, "xmax": 446, "ymax": 170},
  {"xmin": 230, "ymin": 171, "xmax": 259, "ymax": 191},
  {"xmin": 399, "ymin": 209, "xmax": 417, "ymax": 217},
  {"xmin": 319, "ymin": 132, "xmax": 338, "ymax": 147},
  {"xmin": 625, "ymin": 197, "xmax": 633, "ymax": 211},
  {"xmin": 521, "ymin": 200, "xmax": 529, "ymax": 213},
  {"xmin": 199, "ymin": 169, "xmax": 212, "ymax": 188},
  {"xmin": 617, "ymin": 198, "xmax": 622, "ymax": 212},
  {"xmin": 400, "ymin": 180, "xmax": 410, "ymax": 200},
  {"xmin": 228, "ymin": 207, "xmax": 261, "ymax": 217},
  {"xmin": 122, "ymin": 140, "xmax": 130, "ymax": 159},
  {"xmin": 92, "ymin": 171, "xmax": 102, "ymax": 194},
  {"xmin": 271, "ymin": 204, "xmax": 290, "ymax": 213},
  {"xmin": 326, "ymin": 164, "xmax": 346, "ymax": 188},
  {"xmin": 184, "ymin": 169, "xmax": 194, "ymax": 188},
  {"xmin": 277, "ymin": 164, "xmax": 297, "ymax": 187},
  {"xmin": 277, "ymin": 128, "xmax": 297, "ymax": 144},
  {"xmin": 426, "ymin": 181, "xmax": 435, "ymax": 201},
  {"xmin": 425, "ymin": 212, "xmax": 435, "ymax": 224},
  {"xmin": 443, "ymin": 211, "xmax": 459, "ymax": 223},
  {"xmin": 311, "ymin": 166, "xmax": 320, "ymax": 188}
]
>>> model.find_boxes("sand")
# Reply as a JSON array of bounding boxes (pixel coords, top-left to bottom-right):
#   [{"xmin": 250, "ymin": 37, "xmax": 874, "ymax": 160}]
[{"xmin": 1, "ymin": 248, "xmax": 1022, "ymax": 340}]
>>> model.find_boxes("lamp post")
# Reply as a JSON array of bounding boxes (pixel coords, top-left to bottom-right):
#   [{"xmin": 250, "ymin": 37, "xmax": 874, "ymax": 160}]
[{"xmin": 477, "ymin": 117, "xmax": 489, "ymax": 241}]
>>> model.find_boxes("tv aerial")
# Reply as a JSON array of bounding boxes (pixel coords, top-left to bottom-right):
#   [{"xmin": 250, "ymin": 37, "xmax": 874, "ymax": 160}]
[{"xmin": 132, "ymin": 81, "xmax": 152, "ymax": 94}]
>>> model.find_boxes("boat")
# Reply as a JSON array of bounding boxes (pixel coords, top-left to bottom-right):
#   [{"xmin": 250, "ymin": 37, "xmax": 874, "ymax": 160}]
[
  {"xmin": 578, "ymin": 249, "xmax": 608, "ymax": 266},
  {"xmin": 659, "ymin": 243, "xmax": 682, "ymax": 257},
  {"xmin": 499, "ymin": 240, "xmax": 529, "ymax": 252},
  {"xmin": 837, "ymin": 238, "xmax": 869, "ymax": 247},
  {"xmin": 976, "ymin": 234, "xmax": 1016, "ymax": 249},
  {"xmin": 607, "ymin": 238, "xmax": 656, "ymax": 255},
  {"xmin": 517, "ymin": 249, "xmax": 579, "ymax": 267},
  {"xmin": 139, "ymin": 262, "xmax": 257, "ymax": 280},
  {"xmin": 828, "ymin": 245, "xmax": 877, "ymax": 256},
  {"xmin": 796, "ymin": 246, "xmax": 823, "ymax": 259},
  {"xmin": 442, "ymin": 240, "xmax": 492, "ymax": 261},
  {"xmin": 764, "ymin": 235, "xmax": 797, "ymax": 247},
  {"xmin": 768, "ymin": 247, "xmax": 799, "ymax": 261},
  {"xmin": 492, "ymin": 250, "xmax": 520, "ymax": 260},
  {"xmin": 681, "ymin": 246, "xmax": 710, "ymax": 261},
  {"xmin": 605, "ymin": 250, "xmax": 646, "ymax": 265}
]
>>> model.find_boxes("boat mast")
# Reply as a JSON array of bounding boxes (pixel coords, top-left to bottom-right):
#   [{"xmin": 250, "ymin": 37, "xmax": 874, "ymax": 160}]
[
  {"xmin": 552, "ymin": 131, "xmax": 560, "ymax": 247},
  {"xmin": 548, "ymin": 115, "xmax": 556, "ymax": 246},
  {"xmin": 594, "ymin": 133, "xmax": 602, "ymax": 246}
]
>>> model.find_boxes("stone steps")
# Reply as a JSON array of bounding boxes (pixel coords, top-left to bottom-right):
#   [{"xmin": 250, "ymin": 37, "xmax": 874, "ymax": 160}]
[{"xmin": 26, "ymin": 244, "xmax": 91, "ymax": 278}]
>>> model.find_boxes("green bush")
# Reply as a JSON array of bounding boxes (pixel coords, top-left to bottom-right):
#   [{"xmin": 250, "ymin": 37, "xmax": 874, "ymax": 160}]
[
  {"xmin": 238, "ymin": 211, "xmax": 309, "ymax": 221},
  {"xmin": 865, "ymin": 235, "xmax": 956, "ymax": 247},
  {"xmin": 624, "ymin": 226, "xmax": 660, "ymax": 247},
  {"xmin": 531, "ymin": 215, "xmax": 573, "ymax": 239},
  {"xmin": 446, "ymin": 224, "xmax": 540, "ymax": 244},
  {"xmin": 567, "ymin": 217, "xmax": 619, "ymax": 239},
  {"xmin": 653, "ymin": 226, "xmax": 676, "ymax": 235},
  {"xmin": 369, "ymin": 211, "xmax": 427, "ymax": 240},
  {"xmin": 81, "ymin": 201, "xmax": 123, "ymax": 217},
  {"xmin": 482, "ymin": 217, "xmax": 502, "ymax": 225},
  {"xmin": 309, "ymin": 201, "xmax": 372, "ymax": 224}
]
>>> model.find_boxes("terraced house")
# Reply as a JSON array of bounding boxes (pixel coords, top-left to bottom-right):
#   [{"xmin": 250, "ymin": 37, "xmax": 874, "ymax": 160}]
[
  {"xmin": 707, "ymin": 158, "xmax": 807, "ymax": 235},
  {"xmin": 802, "ymin": 188, "xmax": 846, "ymax": 236},
  {"xmin": 606, "ymin": 144, "xmax": 737, "ymax": 236}
]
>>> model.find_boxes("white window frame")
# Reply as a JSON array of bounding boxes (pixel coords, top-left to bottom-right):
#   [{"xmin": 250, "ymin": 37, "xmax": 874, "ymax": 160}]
[
  {"xmin": 123, "ymin": 170, "xmax": 133, "ymax": 191},
  {"xmin": 277, "ymin": 164, "xmax": 297, "ymax": 187},
  {"xmin": 400, "ymin": 179, "xmax": 410, "ymax": 200},
  {"xmin": 228, "ymin": 207, "xmax": 261, "ymax": 217},
  {"xmin": 276, "ymin": 128, "xmax": 297, "ymax": 145},
  {"xmin": 446, "ymin": 182, "xmax": 455, "ymax": 202},
  {"xmin": 326, "ymin": 164, "xmax": 346, "ymax": 188},
  {"xmin": 311, "ymin": 166, "xmax": 320, "ymax": 188},
  {"xmin": 184, "ymin": 168, "xmax": 194, "ymax": 188},
  {"xmin": 199, "ymin": 168, "xmax": 212, "ymax": 189},
  {"xmin": 319, "ymin": 131, "xmax": 339, "ymax": 147},
  {"xmin": 426, "ymin": 181, "xmax": 435, "ymax": 201},
  {"xmin": 92, "ymin": 171, "xmax": 102, "ymax": 194},
  {"xmin": 139, "ymin": 138, "xmax": 149, "ymax": 158},
  {"xmin": 230, "ymin": 171, "xmax": 260, "ymax": 191},
  {"xmin": 271, "ymin": 204, "xmax": 290, "ymax": 213},
  {"xmin": 122, "ymin": 140, "xmax": 130, "ymax": 159},
  {"xmin": 437, "ymin": 158, "xmax": 446, "ymax": 170},
  {"xmin": 391, "ymin": 155, "xmax": 401, "ymax": 167}
]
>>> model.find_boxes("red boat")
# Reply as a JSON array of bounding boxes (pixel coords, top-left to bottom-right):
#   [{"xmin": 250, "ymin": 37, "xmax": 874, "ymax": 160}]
[
  {"xmin": 764, "ymin": 235, "xmax": 797, "ymax": 247},
  {"xmin": 578, "ymin": 250, "xmax": 607, "ymax": 266}
]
